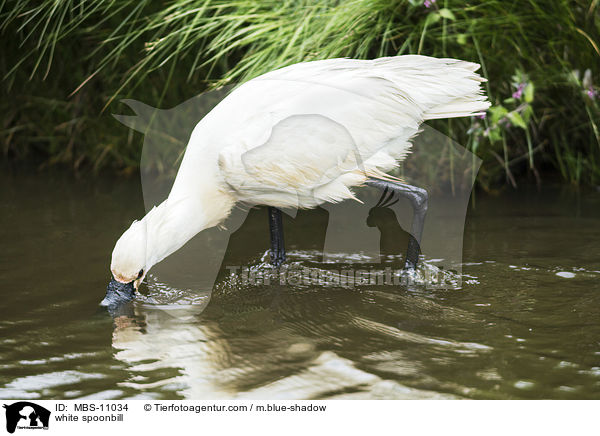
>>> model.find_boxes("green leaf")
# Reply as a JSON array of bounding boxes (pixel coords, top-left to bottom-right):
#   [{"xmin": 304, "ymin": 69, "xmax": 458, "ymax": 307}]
[
  {"xmin": 438, "ymin": 8, "xmax": 456, "ymax": 20},
  {"xmin": 522, "ymin": 104, "xmax": 534, "ymax": 123},
  {"xmin": 524, "ymin": 83, "xmax": 535, "ymax": 103},
  {"xmin": 456, "ymin": 34, "xmax": 467, "ymax": 45},
  {"xmin": 507, "ymin": 111, "xmax": 527, "ymax": 129},
  {"xmin": 425, "ymin": 12, "xmax": 441, "ymax": 26},
  {"xmin": 503, "ymin": 97, "xmax": 516, "ymax": 104},
  {"xmin": 488, "ymin": 128, "xmax": 502, "ymax": 143},
  {"xmin": 489, "ymin": 105, "xmax": 508, "ymax": 124}
]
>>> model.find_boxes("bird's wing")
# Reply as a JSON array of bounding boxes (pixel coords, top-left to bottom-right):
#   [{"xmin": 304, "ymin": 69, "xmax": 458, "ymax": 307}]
[
  {"xmin": 208, "ymin": 56, "xmax": 488, "ymax": 207},
  {"xmin": 256, "ymin": 56, "xmax": 489, "ymax": 121},
  {"xmin": 218, "ymin": 113, "xmax": 373, "ymax": 207}
]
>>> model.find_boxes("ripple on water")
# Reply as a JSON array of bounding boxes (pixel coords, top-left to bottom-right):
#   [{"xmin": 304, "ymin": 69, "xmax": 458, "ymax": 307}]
[
  {"xmin": 351, "ymin": 316, "xmax": 491, "ymax": 354},
  {"xmin": 114, "ymin": 252, "xmax": 497, "ymax": 399},
  {"xmin": 44, "ymin": 252, "xmax": 600, "ymax": 399},
  {"xmin": 217, "ymin": 253, "xmax": 467, "ymax": 292},
  {"xmin": 236, "ymin": 351, "xmax": 458, "ymax": 400},
  {"xmin": 137, "ymin": 275, "xmax": 212, "ymax": 306},
  {"xmin": 0, "ymin": 371, "xmax": 106, "ymax": 399}
]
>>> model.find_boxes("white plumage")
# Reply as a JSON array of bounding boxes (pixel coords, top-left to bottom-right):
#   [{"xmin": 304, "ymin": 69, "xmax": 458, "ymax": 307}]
[{"xmin": 110, "ymin": 55, "xmax": 489, "ymax": 285}]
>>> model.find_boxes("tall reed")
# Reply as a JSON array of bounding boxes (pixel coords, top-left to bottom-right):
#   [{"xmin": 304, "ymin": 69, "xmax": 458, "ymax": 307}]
[{"xmin": 1, "ymin": 0, "xmax": 598, "ymax": 186}]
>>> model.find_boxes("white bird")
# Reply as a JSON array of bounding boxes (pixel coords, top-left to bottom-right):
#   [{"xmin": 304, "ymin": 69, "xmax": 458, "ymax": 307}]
[{"xmin": 102, "ymin": 55, "xmax": 489, "ymax": 306}]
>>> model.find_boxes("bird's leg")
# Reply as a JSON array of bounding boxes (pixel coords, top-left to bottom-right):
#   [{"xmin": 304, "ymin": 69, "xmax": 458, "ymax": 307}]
[
  {"xmin": 366, "ymin": 179, "xmax": 428, "ymax": 270},
  {"xmin": 268, "ymin": 207, "xmax": 286, "ymax": 267}
]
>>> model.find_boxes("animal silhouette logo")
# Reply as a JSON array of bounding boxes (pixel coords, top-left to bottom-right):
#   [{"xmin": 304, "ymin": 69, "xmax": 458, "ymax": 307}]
[
  {"xmin": 367, "ymin": 186, "xmax": 417, "ymax": 263},
  {"xmin": 113, "ymin": 88, "xmax": 481, "ymax": 296},
  {"xmin": 3, "ymin": 402, "xmax": 50, "ymax": 433}
]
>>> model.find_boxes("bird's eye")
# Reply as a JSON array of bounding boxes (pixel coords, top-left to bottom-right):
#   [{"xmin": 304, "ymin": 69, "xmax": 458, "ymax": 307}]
[{"xmin": 137, "ymin": 269, "xmax": 144, "ymax": 279}]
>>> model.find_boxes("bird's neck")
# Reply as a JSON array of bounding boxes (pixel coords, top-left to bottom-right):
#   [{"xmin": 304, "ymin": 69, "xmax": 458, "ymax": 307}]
[{"xmin": 142, "ymin": 180, "xmax": 235, "ymax": 270}]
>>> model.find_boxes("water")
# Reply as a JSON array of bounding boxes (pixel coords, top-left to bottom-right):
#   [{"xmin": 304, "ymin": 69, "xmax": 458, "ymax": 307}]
[{"xmin": 1, "ymin": 167, "xmax": 600, "ymax": 400}]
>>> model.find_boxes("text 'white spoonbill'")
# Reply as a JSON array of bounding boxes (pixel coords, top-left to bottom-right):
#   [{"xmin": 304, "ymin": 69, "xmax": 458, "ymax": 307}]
[{"xmin": 102, "ymin": 55, "xmax": 490, "ymax": 307}]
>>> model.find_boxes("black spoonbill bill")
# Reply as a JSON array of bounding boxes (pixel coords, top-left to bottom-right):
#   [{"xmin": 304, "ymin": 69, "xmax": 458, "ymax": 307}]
[{"xmin": 102, "ymin": 55, "xmax": 489, "ymax": 306}]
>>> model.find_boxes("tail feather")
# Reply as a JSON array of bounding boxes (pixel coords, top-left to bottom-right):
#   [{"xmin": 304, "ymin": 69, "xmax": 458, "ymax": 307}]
[
  {"xmin": 372, "ymin": 56, "xmax": 490, "ymax": 120},
  {"xmin": 424, "ymin": 96, "xmax": 491, "ymax": 119}
]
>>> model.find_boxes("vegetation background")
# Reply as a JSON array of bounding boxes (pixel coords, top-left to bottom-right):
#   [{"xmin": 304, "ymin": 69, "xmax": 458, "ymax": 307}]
[{"xmin": 1, "ymin": 0, "xmax": 599, "ymax": 190}]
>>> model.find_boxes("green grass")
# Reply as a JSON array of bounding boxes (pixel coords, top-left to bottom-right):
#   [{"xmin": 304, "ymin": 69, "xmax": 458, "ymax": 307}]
[{"xmin": 1, "ymin": 0, "xmax": 599, "ymax": 187}]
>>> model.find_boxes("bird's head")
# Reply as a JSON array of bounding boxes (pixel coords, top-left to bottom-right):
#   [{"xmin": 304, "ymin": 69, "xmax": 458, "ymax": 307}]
[
  {"xmin": 366, "ymin": 206, "xmax": 398, "ymax": 228},
  {"xmin": 101, "ymin": 220, "xmax": 148, "ymax": 307},
  {"xmin": 367, "ymin": 187, "xmax": 399, "ymax": 228}
]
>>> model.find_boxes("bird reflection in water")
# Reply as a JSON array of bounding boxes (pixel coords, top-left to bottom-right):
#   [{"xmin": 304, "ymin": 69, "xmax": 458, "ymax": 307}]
[{"xmin": 107, "ymin": 295, "xmax": 238, "ymax": 398}]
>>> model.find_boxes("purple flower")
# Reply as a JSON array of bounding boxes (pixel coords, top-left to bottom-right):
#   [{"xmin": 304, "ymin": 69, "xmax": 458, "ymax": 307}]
[
  {"xmin": 512, "ymin": 83, "xmax": 526, "ymax": 99},
  {"xmin": 587, "ymin": 88, "xmax": 597, "ymax": 100},
  {"xmin": 477, "ymin": 113, "xmax": 487, "ymax": 120},
  {"xmin": 424, "ymin": 0, "xmax": 436, "ymax": 7}
]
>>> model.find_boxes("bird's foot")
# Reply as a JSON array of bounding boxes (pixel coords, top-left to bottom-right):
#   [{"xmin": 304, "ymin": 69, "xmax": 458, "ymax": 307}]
[{"xmin": 270, "ymin": 250, "xmax": 286, "ymax": 268}]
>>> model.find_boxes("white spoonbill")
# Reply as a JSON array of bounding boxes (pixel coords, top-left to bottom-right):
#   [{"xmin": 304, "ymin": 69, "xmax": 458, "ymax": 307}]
[{"xmin": 102, "ymin": 55, "xmax": 489, "ymax": 306}]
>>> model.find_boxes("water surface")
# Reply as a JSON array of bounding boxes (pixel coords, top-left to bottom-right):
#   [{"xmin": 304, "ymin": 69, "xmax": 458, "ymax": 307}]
[{"xmin": 1, "ymin": 168, "xmax": 599, "ymax": 399}]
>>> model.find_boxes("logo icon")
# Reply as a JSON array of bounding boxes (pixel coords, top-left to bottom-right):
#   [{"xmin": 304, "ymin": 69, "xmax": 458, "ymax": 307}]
[{"xmin": 3, "ymin": 402, "xmax": 50, "ymax": 434}]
